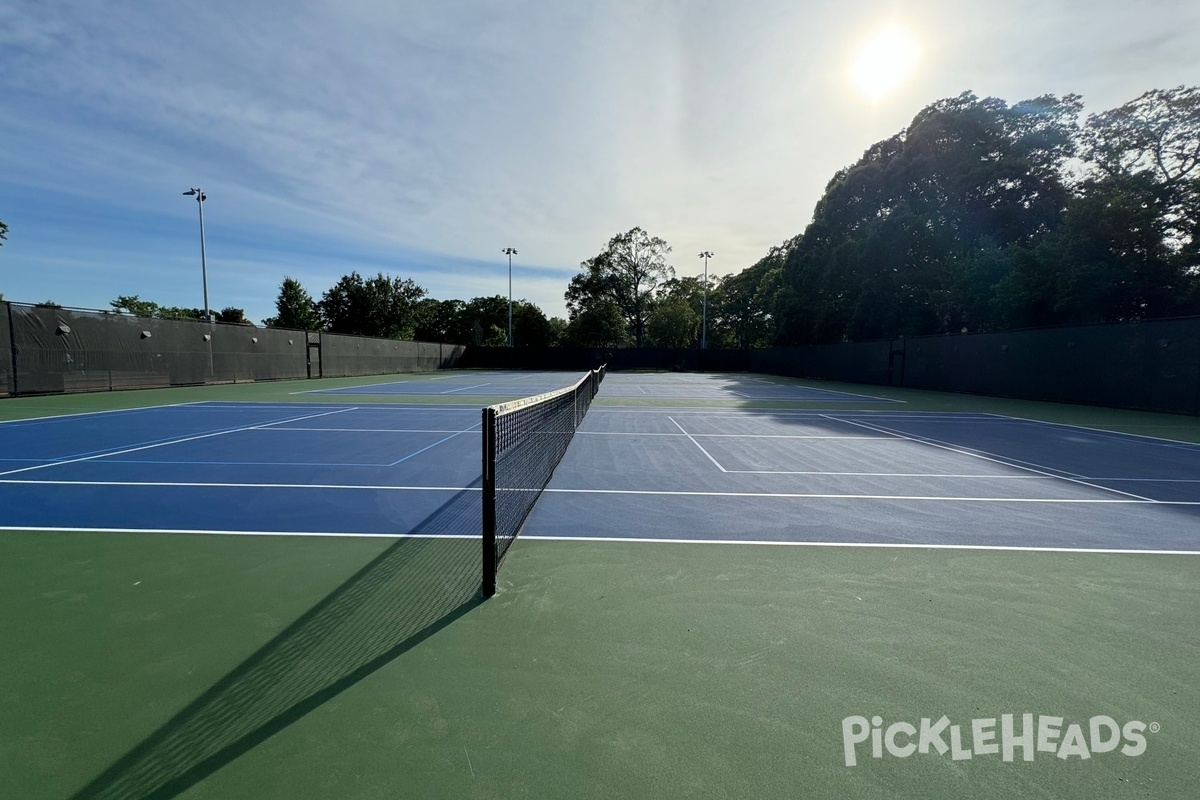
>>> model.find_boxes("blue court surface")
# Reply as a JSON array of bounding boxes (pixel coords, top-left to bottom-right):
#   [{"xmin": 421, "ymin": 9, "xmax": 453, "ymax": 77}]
[
  {"xmin": 527, "ymin": 408, "xmax": 1200, "ymax": 551},
  {"xmin": 0, "ymin": 402, "xmax": 482, "ymax": 535},
  {"xmin": 300, "ymin": 370, "xmax": 898, "ymax": 402},
  {"xmin": 2, "ymin": 400, "xmax": 1199, "ymax": 552}
]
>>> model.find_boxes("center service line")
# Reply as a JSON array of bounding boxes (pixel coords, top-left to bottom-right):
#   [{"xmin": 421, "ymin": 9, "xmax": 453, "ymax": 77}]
[{"xmin": 668, "ymin": 416, "xmax": 728, "ymax": 472}]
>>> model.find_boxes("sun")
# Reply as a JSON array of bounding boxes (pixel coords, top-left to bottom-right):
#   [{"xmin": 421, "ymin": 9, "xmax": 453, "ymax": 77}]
[{"xmin": 848, "ymin": 23, "xmax": 921, "ymax": 102}]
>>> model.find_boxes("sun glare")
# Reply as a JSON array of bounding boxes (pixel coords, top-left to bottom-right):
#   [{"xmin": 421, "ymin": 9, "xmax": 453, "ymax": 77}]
[{"xmin": 848, "ymin": 23, "xmax": 921, "ymax": 102}]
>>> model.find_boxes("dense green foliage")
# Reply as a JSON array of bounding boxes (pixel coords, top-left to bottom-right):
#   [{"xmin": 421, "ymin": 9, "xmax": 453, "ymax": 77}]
[
  {"xmin": 262, "ymin": 277, "xmax": 320, "ymax": 331},
  {"xmin": 109, "ymin": 295, "xmax": 209, "ymax": 321},
  {"xmin": 772, "ymin": 86, "xmax": 1200, "ymax": 344}
]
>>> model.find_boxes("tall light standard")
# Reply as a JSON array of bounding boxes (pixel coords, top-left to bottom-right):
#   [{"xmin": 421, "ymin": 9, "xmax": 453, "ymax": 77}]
[
  {"xmin": 698, "ymin": 251, "xmax": 713, "ymax": 349},
  {"xmin": 502, "ymin": 247, "xmax": 517, "ymax": 347},
  {"xmin": 183, "ymin": 188, "xmax": 210, "ymax": 321}
]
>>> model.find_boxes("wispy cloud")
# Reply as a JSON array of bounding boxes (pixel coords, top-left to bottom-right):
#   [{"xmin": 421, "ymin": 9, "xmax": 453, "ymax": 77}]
[{"xmin": 2, "ymin": 0, "xmax": 1197, "ymax": 322}]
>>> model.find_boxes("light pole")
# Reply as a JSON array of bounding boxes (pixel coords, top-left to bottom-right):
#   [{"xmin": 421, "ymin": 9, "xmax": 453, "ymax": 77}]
[
  {"xmin": 183, "ymin": 188, "xmax": 209, "ymax": 321},
  {"xmin": 502, "ymin": 247, "xmax": 517, "ymax": 347},
  {"xmin": 698, "ymin": 251, "xmax": 713, "ymax": 349}
]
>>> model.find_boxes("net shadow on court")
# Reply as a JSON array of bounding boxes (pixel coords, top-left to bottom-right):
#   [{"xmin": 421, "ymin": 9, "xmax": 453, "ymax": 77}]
[{"xmin": 68, "ymin": 488, "xmax": 484, "ymax": 800}]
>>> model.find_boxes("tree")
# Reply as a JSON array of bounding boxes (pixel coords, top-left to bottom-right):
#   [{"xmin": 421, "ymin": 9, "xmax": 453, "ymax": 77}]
[
  {"xmin": 1082, "ymin": 86, "xmax": 1200, "ymax": 278},
  {"xmin": 0, "ymin": 218, "xmax": 7, "ymax": 249},
  {"xmin": 157, "ymin": 306, "xmax": 205, "ymax": 321},
  {"xmin": 460, "ymin": 295, "xmax": 510, "ymax": 345},
  {"xmin": 646, "ymin": 297, "xmax": 699, "ymax": 348},
  {"xmin": 263, "ymin": 277, "xmax": 321, "ymax": 330},
  {"xmin": 318, "ymin": 271, "xmax": 427, "ymax": 339},
  {"xmin": 108, "ymin": 295, "xmax": 204, "ymax": 320},
  {"xmin": 215, "ymin": 307, "xmax": 252, "ymax": 325},
  {"xmin": 564, "ymin": 301, "xmax": 630, "ymax": 347},
  {"xmin": 413, "ymin": 298, "xmax": 470, "ymax": 343},
  {"xmin": 512, "ymin": 301, "xmax": 554, "ymax": 347},
  {"xmin": 111, "ymin": 295, "xmax": 161, "ymax": 317},
  {"xmin": 776, "ymin": 91, "xmax": 1083, "ymax": 343},
  {"xmin": 547, "ymin": 317, "xmax": 568, "ymax": 347},
  {"xmin": 566, "ymin": 227, "xmax": 674, "ymax": 346},
  {"xmin": 717, "ymin": 256, "xmax": 779, "ymax": 348}
]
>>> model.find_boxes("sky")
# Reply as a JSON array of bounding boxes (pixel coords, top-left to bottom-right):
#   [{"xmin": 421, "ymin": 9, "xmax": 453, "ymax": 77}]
[{"xmin": 1, "ymin": 0, "xmax": 1198, "ymax": 325}]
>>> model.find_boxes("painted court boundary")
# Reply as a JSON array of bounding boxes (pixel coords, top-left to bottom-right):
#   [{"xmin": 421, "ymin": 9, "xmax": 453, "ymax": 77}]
[{"xmin": 1, "ymin": 526, "xmax": 1196, "ymax": 556}]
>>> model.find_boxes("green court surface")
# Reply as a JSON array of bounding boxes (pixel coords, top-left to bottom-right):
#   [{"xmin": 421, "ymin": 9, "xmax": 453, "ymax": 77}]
[{"xmin": 2, "ymin": 372, "xmax": 1199, "ymax": 799}]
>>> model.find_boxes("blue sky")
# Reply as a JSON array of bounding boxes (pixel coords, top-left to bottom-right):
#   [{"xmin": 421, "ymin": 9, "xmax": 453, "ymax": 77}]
[{"xmin": 2, "ymin": 1, "xmax": 1197, "ymax": 325}]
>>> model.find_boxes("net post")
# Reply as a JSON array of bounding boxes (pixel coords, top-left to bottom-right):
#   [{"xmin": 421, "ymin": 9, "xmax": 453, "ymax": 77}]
[{"xmin": 481, "ymin": 406, "xmax": 498, "ymax": 598}]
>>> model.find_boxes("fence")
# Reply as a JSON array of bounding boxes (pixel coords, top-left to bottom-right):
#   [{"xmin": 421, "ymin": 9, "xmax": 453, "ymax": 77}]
[
  {"xmin": 458, "ymin": 346, "xmax": 749, "ymax": 373},
  {"xmin": 7, "ymin": 300, "xmax": 1197, "ymax": 415},
  {"xmin": 749, "ymin": 316, "xmax": 1200, "ymax": 416},
  {"xmin": 459, "ymin": 316, "xmax": 1200, "ymax": 416},
  {"xmin": 0, "ymin": 302, "xmax": 464, "ymax": 396}
]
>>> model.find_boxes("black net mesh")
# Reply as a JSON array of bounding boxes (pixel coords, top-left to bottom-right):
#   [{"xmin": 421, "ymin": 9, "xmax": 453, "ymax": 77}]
[{"xmin": 482, "ymin": 365, "xmax": 606, "ymax": 596}]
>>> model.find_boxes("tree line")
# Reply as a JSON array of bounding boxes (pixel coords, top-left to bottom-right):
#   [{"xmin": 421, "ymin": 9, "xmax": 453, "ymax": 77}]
[
  {"xmin": 259, "ymin": 85, "xmax": 1198, "ymax": 349},
  {"xmin": 8, "ymin": 86, "xmax": 1195, "ymax": 348},
  {"xmin": 255, "ymin": 235, "xmax": 773, "ymax": 348}
]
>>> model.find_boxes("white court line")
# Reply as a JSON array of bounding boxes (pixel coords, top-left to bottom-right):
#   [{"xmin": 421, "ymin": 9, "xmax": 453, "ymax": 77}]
[
  {"xmin": 638, "ymin": 385, "xmax": 648, "ymax": 395},
  {"xmin": 979, "ymin": 412, "xmax": 1200, "ymax": 451},
  {"xmin": 521, "ymin": 535, "xmax": 1200, "ymax": 556},
  {"xmin": 0, "ymin": 407, "xmax": 357, "ymax": 478},
  {"xmin": 540, "ymin": 488, "xmax": 1197, "ymax": 503},
  {"xmin": 440, "ymin": 383, "xmax": 492, "ymax": 394},
  {"xmin": 257, "ymin": 427, "xmax": 479, "ymax": 434},
  {"xmin": 1097, "ymin": 477, "xmax": 1200, "ymax": 483},
  {"xmin": 823, "ymin": 415, "xmax": 1159, "ymax": 502},
  {"xmin": 290, "ymin": 379, "xmax": 415, "ymax": 394},
  {"xmin": 577, "ymin": 431, "xmax": 895, "ymax": 439},
  {"xmin": 0, "ymin": 480, "xmax": 478, "ymax": 490},
  {"xmin": 386, "ymin": 426, "xmax": 479, "ymax": 466},
  {"xmin": 0, "ymin": 526, "xmax": 1193, "ymax": 554},
  {"xmin": 721, "ymin": 471, "xmax": 1058, "ymax": 477},
  {"xmin": 591, "ymin": 408, "xmax": 969, "ymax": 417},
  {"xmin": 668, "ymin": 416, "xmax": 727, "ymax": 472},
  {"xmin": 0, "ymin": 526, "xmax": 473, "ymax": 539},
  {"xmin": 0, "ymin": 401, "xmax": 203, "ymax": 427}
]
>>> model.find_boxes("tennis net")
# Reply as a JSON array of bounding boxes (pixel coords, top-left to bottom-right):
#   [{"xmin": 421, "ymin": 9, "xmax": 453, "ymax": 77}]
[{"xmin": 482, "ymin": 365, "xmax": 606, "ymax": 597}]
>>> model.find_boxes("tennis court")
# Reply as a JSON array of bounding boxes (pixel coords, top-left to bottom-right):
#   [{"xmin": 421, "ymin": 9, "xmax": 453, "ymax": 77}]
[
  {"xmin": 2, "ymin": 369, "xmax": 1198, "ymax": 799},
  {"xmin": 0, "ymin": 402, "xmax": 482, "ymax": 535}
]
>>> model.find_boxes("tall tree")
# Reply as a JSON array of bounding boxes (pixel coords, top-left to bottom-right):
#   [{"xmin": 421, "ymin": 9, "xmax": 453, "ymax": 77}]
[
  {"xmin": 512, "ymin": 302, "xmax": 554, "ymax": 347},
  {"xmin": 646, "ymin": 297, "xmax": 699, "ymax": 348},
  {"xmin": 718, "ymin": 256, "xmax": 780, "ymax": 348},
  {"xmin": 264, "ymin": 277, "xmax": 321, "ymax": 330},
  {"xmin": 1082, "ymin": 86, "xmax": 1200, "ymax": 281},
  {"xmin": 460, "ymin": 295, "xmax": 510, "ymax": 345},
  {"xmin": 564, "ymin": 301, "xmax": 630, "ymax": 347},
  {"xmin": 318, "ymin": 272, "xmax": 427, "ymax": 339},
  {"xmin": 566, "ymin": 227, "xmax": 674, "ymax": 346},
  {"xmin": 777, "ymin": 91, "xmax": 1083, "ymax": 343},
  {"xmin": 547, "ymin": 317, "xmax": 568, "ymax": 347},
  {"xmin": 413, "ymin": 298, "xmax": 469, "ymax": 343}
]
